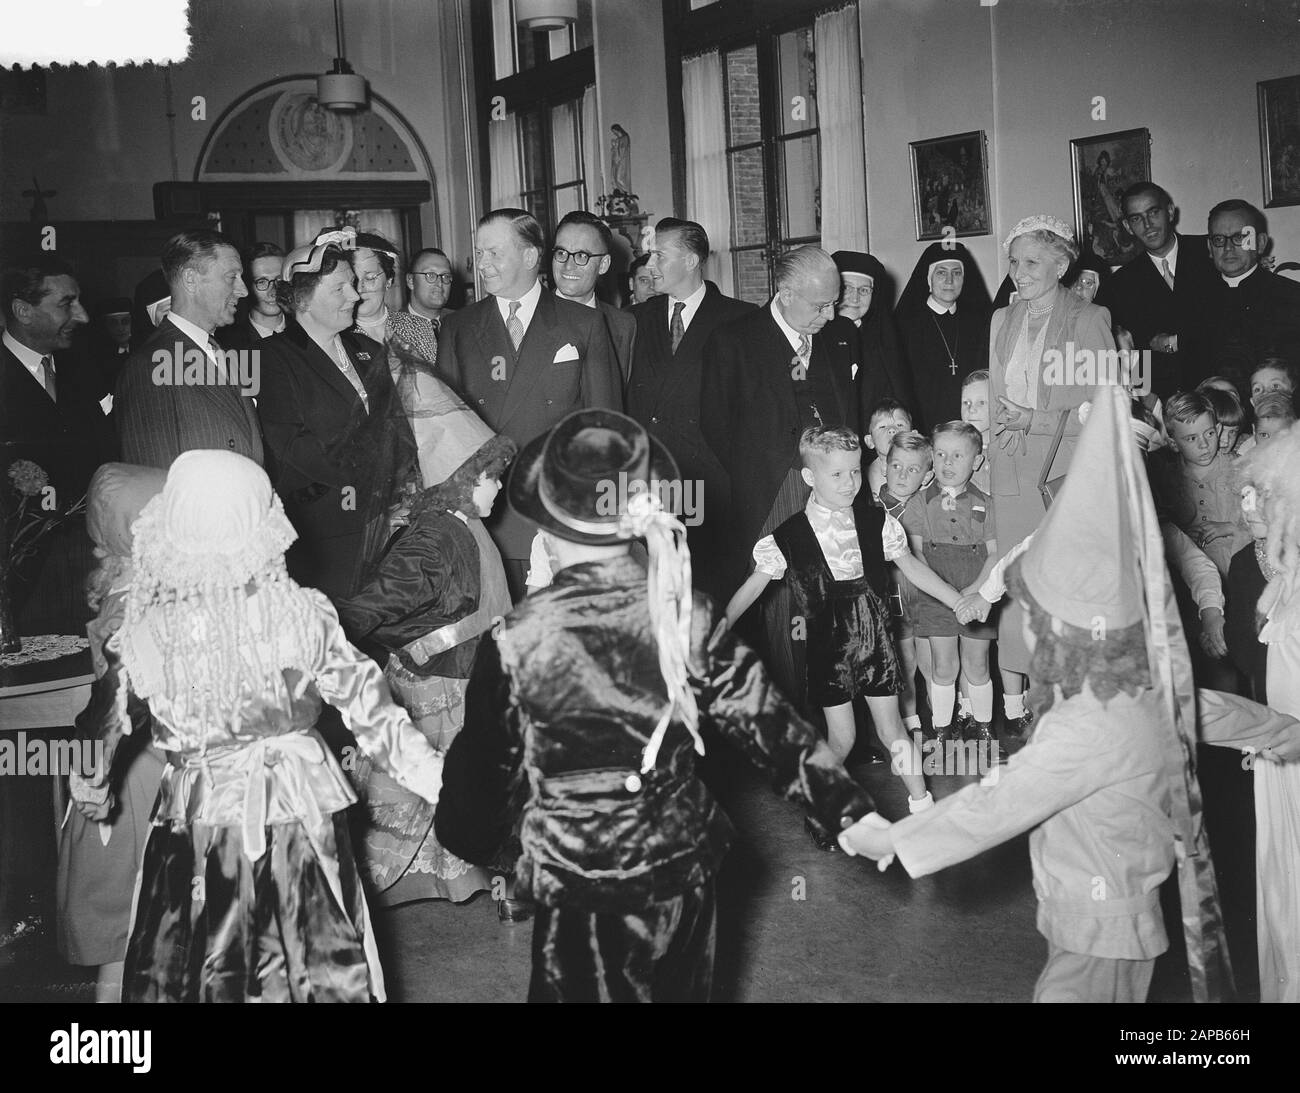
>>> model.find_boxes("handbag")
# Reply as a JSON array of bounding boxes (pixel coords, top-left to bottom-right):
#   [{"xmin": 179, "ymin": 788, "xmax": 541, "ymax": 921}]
[{"xmin": 1037, "ymin": 409, "xmax": 1070, "ymax": 510}]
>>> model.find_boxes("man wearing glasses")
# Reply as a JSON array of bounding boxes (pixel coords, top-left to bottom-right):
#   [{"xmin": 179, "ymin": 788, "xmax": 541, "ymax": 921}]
[
  {"xmin": 1196, "ymin": 199, "xmax": 1300, "ymax": 397},
  {"xmin": 700, "ymin": 245, "xmax": 859, "ymax": 702},
  {"xmin": 550, "ymin": 211, "xmax": 636, "ymax": 384},
  {"xmin": 405, "ymin": 247, "xmax": 455, "ymax": 332},
  {"xmin": 218, "ymin": 241, "xmax": 289, "ymax": 354},
  {"xmin": 1105, "ymin": 182, "xmax": 1216, "ymax": 399}
]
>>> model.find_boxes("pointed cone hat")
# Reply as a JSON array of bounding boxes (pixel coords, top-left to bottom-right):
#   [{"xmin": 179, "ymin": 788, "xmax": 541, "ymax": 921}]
[{"xmin": 1017, "ymin": 386, "xmax": 1142, "ymax": 631}]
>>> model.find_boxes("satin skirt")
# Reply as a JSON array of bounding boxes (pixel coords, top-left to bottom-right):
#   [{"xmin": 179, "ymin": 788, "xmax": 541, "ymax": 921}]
[
  {"xmin": 527, "ymin": 882, "xmax": 716, "ymax": 1003},
  {"xmin": 123, "ymin": 814, "xmax": 376, "ymax": 1003}
]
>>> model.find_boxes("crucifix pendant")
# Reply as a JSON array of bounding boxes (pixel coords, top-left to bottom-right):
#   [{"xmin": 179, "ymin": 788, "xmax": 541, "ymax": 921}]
[{"xmin": 948, "ymin": 358, "xmax": 958, "ymax": 376}]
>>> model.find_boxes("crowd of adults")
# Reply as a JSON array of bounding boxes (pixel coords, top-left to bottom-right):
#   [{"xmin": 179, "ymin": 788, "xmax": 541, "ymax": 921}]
[{"xmin": 3, "ymin": 178, "xmax": 1300, "ymax": 998}]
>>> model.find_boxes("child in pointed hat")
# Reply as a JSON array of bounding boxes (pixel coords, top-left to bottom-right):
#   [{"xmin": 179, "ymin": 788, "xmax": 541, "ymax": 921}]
[
  {"xmin": 434, "ymin": 408, "xmax": 885, "ymax": 1001},
  {"xmin": 336, "ymin": 357, "xmax": 516, "ymax": 907},
  {"xmin": 841, "ymin": 384, "xmax": 1300, "ymax": 1002},
  {"xmin": 69, "ymin": 450, "xmax": 445, "ymax": 1002}
]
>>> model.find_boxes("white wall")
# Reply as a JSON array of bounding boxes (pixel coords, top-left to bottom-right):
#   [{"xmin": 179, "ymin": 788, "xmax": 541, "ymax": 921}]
[{"xmin": 859, "ymin": 0, "xmax": 1300, "ymax": 300}]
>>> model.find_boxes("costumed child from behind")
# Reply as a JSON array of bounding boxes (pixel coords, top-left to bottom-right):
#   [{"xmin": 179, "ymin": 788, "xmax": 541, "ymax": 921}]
[{"xmin": 69, "ymin": 450, "xmax": 445, "ymax": 1002}]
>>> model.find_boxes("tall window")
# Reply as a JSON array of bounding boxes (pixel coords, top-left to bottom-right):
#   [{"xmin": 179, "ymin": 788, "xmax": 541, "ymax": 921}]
[
  {"xmin": 518, "ymin": 98, "xmax": 587, "ymax": 239},
  {"xmin": 724, "ymin": 24, "xmax": 820, "ymax": 303},
  {"xmin": 481, "ymin": 0, "xmax": 595, "ymax": 239}
]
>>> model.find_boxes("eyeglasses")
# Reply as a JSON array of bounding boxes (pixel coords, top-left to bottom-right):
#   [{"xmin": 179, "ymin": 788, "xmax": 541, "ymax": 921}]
[
  {"xmin": 411, "ymin": 271, "xmax": 454, "ymax": 285},
  {"xmin": 840, "ymin": 285, "xmax": 873, "ymax": 300},
  {"xmin": 1208, "ymin": 231, "xmax": 1254, "ymax": 250},
  {"xmin": 357, "ymin": 271, "xmax": 388, "ymax": 288},
  {"xmin": 251, "ymin": 277, "xmax": 282, "ymax": 291},
  {"xmin": 795, "ymin": 290, "xmax": 838, "ymax": 315},
  {"xmin": 1123, "ymin": 208, "xmax": 1167, "ymax": 229},
  {"xmin": 552, "ymin": 247, "xmax": 607, "ymax": 267}
]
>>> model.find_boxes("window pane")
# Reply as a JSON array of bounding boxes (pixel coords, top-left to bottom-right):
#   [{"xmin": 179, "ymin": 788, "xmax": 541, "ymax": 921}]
[
  {"xmin": 574, "ymin": 0, "xmax": 594, "ymax": 50},
  {"xmin": 548, "ymin": 27, "xmax": 571, "ymax": 60},
  {"xmin": 554, "ymin": 184, "xmax": 584, "ymax": 220},
  {"xmin": 517, "ymin": 27, "xmax": 545, "ymax": 70},
  {"xmin": 776, "ymin": 26, "xmax": 816, "ymax": 136},
  {"xmin": 778, "ymin": 133, "xmax": 820, "ymax": 241},
  {"xmin": 492, "ymin": 0, "xmax": 516, "ymax": 79},
  {"xmin": 725, "ymin": 45, "xmax": 760, "ymax": 146},
  {"xmin": 520, "ymin": 110, "xmax": 547, "ymax": 193},
  {"xmin": 551, "ymin": 100, "xmax": 580, "ymax": 186},
  {"xmin": 729, "ymin": 146, "xmax": 768, "ymax": 245},
  {"xmin": 522, "ymin": 189, "xmax": 550, "ymax": 238},
  {"xmin": 732, "ymin": 248, "xmax": 770, "ymax": 305}
]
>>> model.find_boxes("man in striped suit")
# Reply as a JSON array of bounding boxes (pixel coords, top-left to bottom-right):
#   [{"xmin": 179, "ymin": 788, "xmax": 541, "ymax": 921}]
[{"xmin": 115, "ymin": 229, "xmax": 264, "ymax": 469}]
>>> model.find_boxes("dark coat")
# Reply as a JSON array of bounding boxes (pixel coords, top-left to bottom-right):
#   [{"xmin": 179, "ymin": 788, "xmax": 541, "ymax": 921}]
[
  {"xmin": 893, "ymin": 301, "xmax": 988, "ymax": 431},
  {"xmin": 1190, "ymin": 267, "xmax": 1300, "ymax": 397},
  {"xmin": 255, "ymin": 324, "xmax": 417, "ymax": 601},
  {"xmin": 700, "ymin": 307, "xmax": 859, "ymax": 556},
  {"xmin": 436, "ymin": 288, "xmax": 622, "ymax": 559},
  {"xmin": 115, "ymin": 316, "xmax": 264, "ymax": 470},
  {"xmin": 1103, "ymin": 234, "xmax": 1217, "ymax": 398},
  {"xmin": 433, "ymin": 554, "xmax": 874, "ymax": 912},
  {"xmin": 1, "ymin": 339, "xmax": 114, "ymax": 631},
  {"xmin": 215, "ymin": 312, "xmax": 294, "ymax": 355},
  {"xmin": 596, "ymin": 298, "xmax": 637, "ymax": 384},
  {"xmin": 625, "ymin": 283, "xmax": 756, "ymax": 591}
]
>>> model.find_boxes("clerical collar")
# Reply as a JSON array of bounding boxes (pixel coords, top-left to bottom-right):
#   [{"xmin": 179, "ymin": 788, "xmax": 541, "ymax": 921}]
[
  {"xmin": 1223, "ymin": 267, "xmax": 1259, "ymax": 289},
  {"xmin": 926, "ymin": 295, "xmax": 956, "ymax": 316}
]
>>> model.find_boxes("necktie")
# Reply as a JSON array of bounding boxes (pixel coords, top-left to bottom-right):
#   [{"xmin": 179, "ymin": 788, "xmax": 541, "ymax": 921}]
[
  {"xmin": 206, "ymin": 337, "xmax": 228, "ymax": 380},
  {"xmin": 40, "ymin": 355, "xmax": 56, "ymax": 402},
  {"xmin": 797, "ymin": 334, "xmax": 811, "ymax": 371},
  {"xmin": 670, "ymin": 301, "xmax": 686, "ymax": 353},
  {"xmin": 1161, "ymin": 257, "xmax": 1175, "ymax": 291},
  {"xmin": 506, "ymin": 300, "xmax": 524, "ymax": 351}
]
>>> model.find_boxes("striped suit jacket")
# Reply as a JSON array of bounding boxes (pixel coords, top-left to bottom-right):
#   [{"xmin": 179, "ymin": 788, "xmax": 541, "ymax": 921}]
[{"xmin": 115, "ymin": 316, "xmax": 264, "ymax": 470}]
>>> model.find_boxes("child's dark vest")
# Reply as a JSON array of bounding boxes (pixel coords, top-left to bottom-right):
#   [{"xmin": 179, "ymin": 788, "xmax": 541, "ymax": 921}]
[{"xmin": 771, "ymin": 493, "xmax": 892, "ymax": 700}]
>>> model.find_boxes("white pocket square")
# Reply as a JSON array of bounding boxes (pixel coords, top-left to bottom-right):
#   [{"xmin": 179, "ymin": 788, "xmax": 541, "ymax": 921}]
[{"xmin": 552, "ymin": 343, "xmax": 580, "ymax": 363}]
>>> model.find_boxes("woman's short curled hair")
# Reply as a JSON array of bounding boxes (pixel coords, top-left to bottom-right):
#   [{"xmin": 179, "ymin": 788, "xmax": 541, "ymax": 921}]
[
  {"xmin": 352, "ymin": 231, "xmax": 400, "ymax": 281},
  {"xmin": 277, "ymin": 246, "xmax": 349, "ymax": 313},
  {"xmin": 1014, "ymin": 228, "xmax": 1079, "ymax": 268}
]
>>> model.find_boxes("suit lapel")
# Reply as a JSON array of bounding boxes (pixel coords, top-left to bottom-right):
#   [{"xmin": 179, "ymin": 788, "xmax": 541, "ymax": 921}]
[
  {"xmin": 285, "ymin": 323, "xmax": 365, "ymax": 409},
  {"xmin": 638, "ymin": 296, "xmax": 674, "ymax": 406},
  {"xmin": 498, "ymin": 290, "xmax": 558, "ymax": 426}
]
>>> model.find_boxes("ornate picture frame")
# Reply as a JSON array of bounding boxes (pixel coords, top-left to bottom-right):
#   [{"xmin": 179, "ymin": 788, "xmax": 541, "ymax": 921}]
[
  {"xmin": 909, "ymin": 130, "xmax": 991, "ymax": 241},
  {"xmin": 1258, "ymin": 75, "xmax": 1300, "ymax": 208},
  {"xmin": 1069, "ymin": 127, "xmax": 1151, "ymax": 265}
]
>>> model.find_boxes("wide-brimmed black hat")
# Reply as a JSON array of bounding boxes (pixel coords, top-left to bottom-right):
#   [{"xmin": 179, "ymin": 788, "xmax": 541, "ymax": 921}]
[{"xmin": 508, "ymin": 409, "xmax": 682, "ymax": 545}]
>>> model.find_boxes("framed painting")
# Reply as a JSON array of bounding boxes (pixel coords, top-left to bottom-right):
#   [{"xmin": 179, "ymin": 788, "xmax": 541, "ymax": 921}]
[
  {"xmin": 1259, "ymin": 75, "xmax": 1300, "ymax": 208},
  {"xmin": 909, "ymin": 130, "xmax": 991, "ymax": 240},
  {"xmin": 1070, "ymin": 127, "xmax": 1151, "ymax": 265}
]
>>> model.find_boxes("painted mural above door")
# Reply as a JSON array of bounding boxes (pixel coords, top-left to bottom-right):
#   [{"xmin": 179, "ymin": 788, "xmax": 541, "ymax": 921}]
[{"xmin": 198, "ymin": 78, "xmax": 429, "ymax": 181}]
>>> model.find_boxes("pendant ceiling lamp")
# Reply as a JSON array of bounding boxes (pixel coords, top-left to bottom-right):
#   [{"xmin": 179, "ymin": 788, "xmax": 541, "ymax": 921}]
[
  {"xmin": 516, "ymin": 0, "xmax": 577, "ymax": 32},
  {"xmin": 317, "ymin": 0, "xmax": 368, "ymax": 111}
]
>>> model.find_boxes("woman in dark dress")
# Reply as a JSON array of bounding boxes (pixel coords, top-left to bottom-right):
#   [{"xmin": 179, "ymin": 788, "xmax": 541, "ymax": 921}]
[{"xmin": 894, "ymin": 241, "xmax": 992, "ymax": 431}]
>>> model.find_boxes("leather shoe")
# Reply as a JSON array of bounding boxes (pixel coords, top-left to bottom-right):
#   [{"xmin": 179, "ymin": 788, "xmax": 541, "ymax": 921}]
[{"xmin": 497, "ymin": 897, "xmax": 534, "ymax": 924}]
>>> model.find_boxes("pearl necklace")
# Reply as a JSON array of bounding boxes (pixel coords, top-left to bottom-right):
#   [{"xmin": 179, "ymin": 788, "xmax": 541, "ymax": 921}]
[{"xmin": 1026, "ymin": 296, "xmax": 1055, "ymax": 317}]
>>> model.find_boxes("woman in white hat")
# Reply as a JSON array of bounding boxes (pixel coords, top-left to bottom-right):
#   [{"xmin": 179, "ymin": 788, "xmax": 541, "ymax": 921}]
[
  {"xmin": 987, "ymin": 214, "xmax": 1114, "ymax": 729},
  {"xmin": 69, "ymin": 450, "xmax": 443, "ymax": 1002}
]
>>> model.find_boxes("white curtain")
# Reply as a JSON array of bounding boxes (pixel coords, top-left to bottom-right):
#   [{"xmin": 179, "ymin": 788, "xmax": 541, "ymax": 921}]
[
  {"xmin": 815, "ymin": 5, "xmax": 869, "ymax": 253},
  {"xmin": 292, "ymin": 209, "xmax": 338, "ymax": 247},
  {"xmin": 683, "ymin": 51, "xmax": 733, "ymax": 295},
  {"xmin": 582, "ymin": 83, "xmax": 603, "ymax": 212},
  {"xmin": 489, "ymin": 112, "xmax": 523, "ymax": 210}
]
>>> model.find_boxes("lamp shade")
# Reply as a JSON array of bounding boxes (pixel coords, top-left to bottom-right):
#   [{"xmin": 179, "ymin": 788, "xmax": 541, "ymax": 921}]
[
  {"xmin": 317, "ymin": 72, "xmax": 367, "ymax": 111},
  {"xmin": 516, "ymin": 0, "xmax": 577, "ymax": 31}
]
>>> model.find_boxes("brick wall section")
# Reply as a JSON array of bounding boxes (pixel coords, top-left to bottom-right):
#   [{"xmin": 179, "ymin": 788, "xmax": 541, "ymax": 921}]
[{"xmin": 726, "ymin": 47, "xmax": 770, "ymax": 303}]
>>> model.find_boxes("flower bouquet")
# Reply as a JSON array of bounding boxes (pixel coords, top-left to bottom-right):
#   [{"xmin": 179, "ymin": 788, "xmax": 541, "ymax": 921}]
[{"xmin": 1, "ymin": 459, "xmax": 87, "ymax": 654}]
